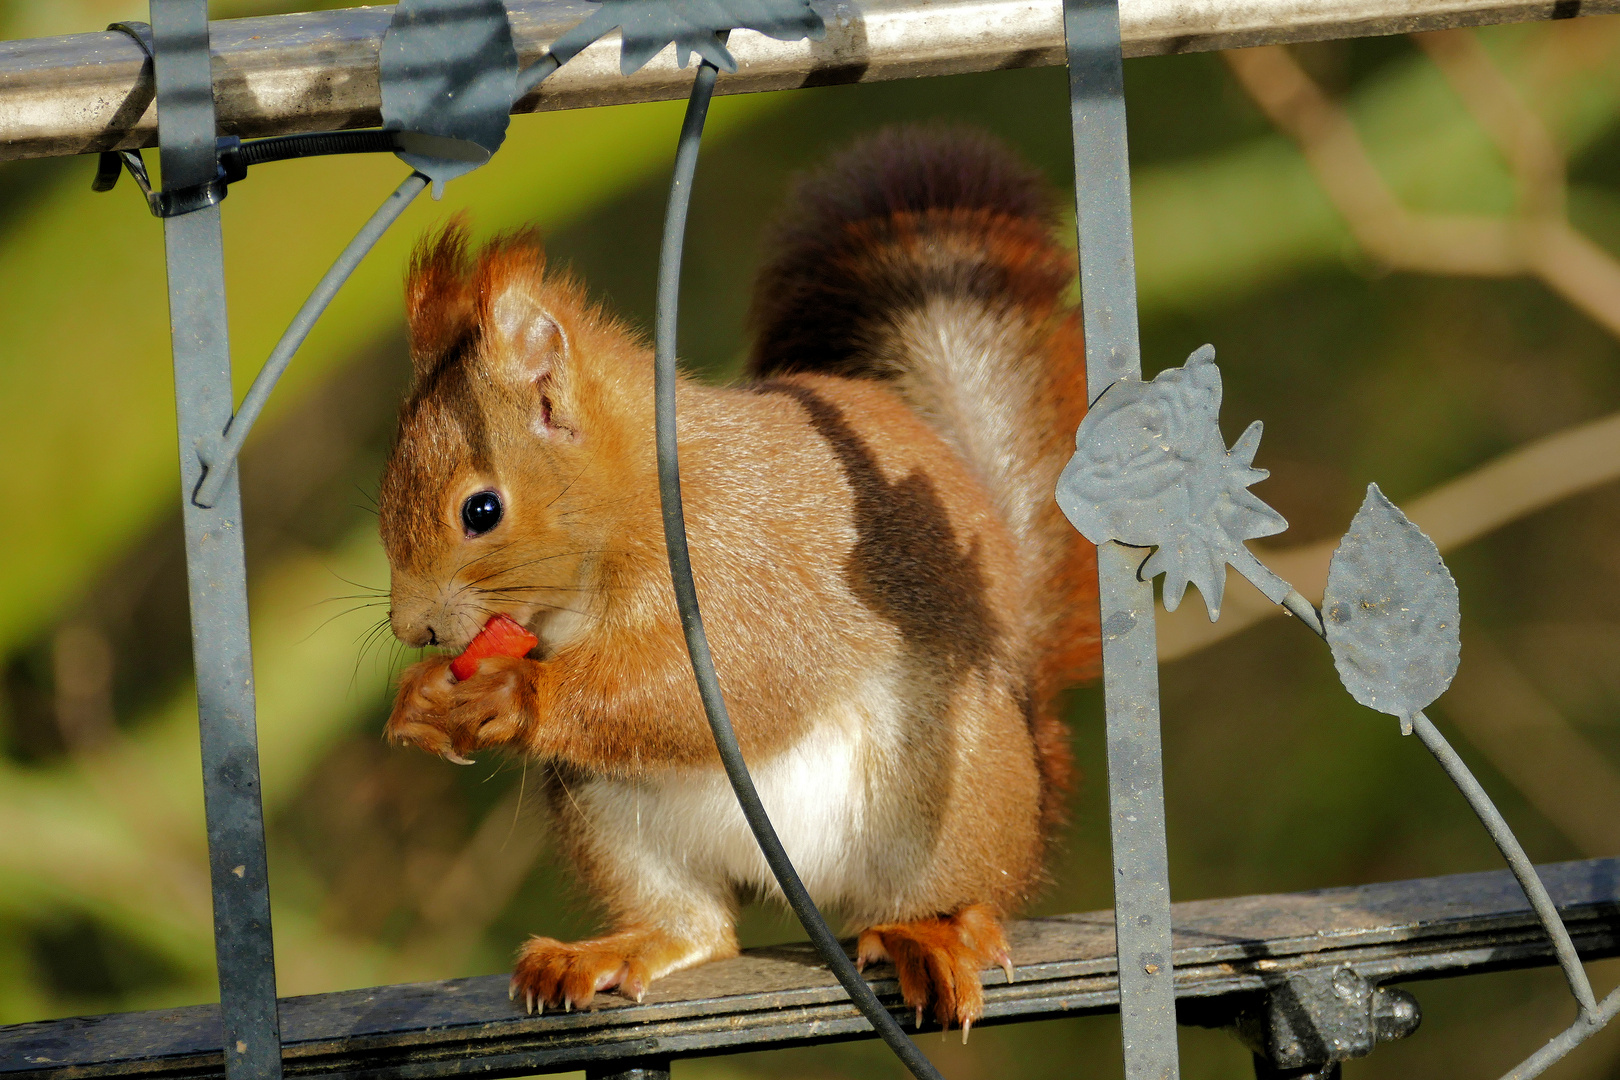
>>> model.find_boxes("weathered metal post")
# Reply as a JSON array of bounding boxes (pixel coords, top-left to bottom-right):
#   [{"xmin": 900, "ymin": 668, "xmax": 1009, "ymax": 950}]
[
  {"xmin": 149, "ymin": 2, "xmax": 283, "ymax": 1078},
  {"xmin": 1062, "ymin": 0, "xmax": 1178, "ymax": 1076}
]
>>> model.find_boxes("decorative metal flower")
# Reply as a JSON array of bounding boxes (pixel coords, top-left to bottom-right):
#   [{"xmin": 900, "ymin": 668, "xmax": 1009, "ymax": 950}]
[
  {"xmin": 549, "ymin": 0, "xmax": 827, "ymax": 76},
  {"xmin": 1056, "ymin": 344, "xmax": 1288, "ymax": 620},
  {"xmin": 1322, "ymin": 485, "xmax": 1461, "ymax": 731},
  {"xmin": 380, "ymin": 0, "xmax": 518, "ymax": 196}
]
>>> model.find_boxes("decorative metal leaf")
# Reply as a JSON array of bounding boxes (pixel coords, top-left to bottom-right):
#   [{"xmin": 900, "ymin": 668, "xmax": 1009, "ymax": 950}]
[
  {"xmin": 1323, "ymin": 485, "xmax": 1461, "ymax": 722},
  {"xmin": 380, "ymin": 0, "xmax": 518, "ymax": 196},
  {"xmin": 1056, "ymin": 344, "xmax": 1288, "ymax": 620},
  {"xmin": 549, "ymin": 0, "xmax": 826, "ymax": 76}
]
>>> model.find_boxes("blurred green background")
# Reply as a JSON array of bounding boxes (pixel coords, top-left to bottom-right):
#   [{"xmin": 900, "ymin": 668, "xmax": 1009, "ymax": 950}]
[{"xmin": 3, "ymin": 2, "xmax": 1620, "ymax": 1077}]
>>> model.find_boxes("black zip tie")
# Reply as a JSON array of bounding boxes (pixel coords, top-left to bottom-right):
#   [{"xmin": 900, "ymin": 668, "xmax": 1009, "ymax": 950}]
[{"xmin": 91, "ymin": 21, "xmax": 155, "ymax": 194}]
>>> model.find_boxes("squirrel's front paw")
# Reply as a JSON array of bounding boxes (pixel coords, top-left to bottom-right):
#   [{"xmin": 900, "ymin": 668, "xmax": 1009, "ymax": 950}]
[
  {"xmin": 386, "ymin": 654, "xmax": 533, "ymax": 763},
  {"xmin": 510, "ymin": 935, "xmax": 653, "ymax": 1013},
  {"xmin": 509, "ymin": 927, "xmax": 734, "ymax": 1013}
]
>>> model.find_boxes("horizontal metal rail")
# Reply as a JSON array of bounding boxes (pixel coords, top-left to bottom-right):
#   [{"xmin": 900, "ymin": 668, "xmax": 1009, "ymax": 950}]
[
  {"xmin": 2, "ymin": 0, "xmax": 1616, "ymax": 161},
  {"xmin": 3, "ymin": 857, "xmax": 1615, "ymax": 1080}
]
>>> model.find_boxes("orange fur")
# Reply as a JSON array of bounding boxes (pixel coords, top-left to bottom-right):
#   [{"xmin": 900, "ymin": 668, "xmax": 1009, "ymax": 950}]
[
  {"xmin": 748, "ymin": 128, "xmax": 1099, "ymax": 831},
  {"xmin": 856, "ymin": 903, "xmax": 1013, "ymax": 1032},
  {"xmin": 378, "ymin": 129, "xmax": 1098, "ymax": 1025},
  {"xmin": 510, "ymin": 924, "xmax": 737, "ymax": 1012},
  {"xmin": 404, "ymin": 219, "xmax": 476, "ymax": 381}
]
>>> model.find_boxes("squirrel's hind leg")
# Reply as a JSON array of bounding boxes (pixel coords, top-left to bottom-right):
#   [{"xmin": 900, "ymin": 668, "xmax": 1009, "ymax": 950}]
[{"xmin": 855, "ymin": 904, "xmax": 1014, "ymax": 1037}]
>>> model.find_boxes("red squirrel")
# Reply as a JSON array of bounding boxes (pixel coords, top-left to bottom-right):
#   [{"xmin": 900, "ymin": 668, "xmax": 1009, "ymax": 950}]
[{"xmin": 379, "ymin": 128, "xmax": 1100, "ymax": 1030}]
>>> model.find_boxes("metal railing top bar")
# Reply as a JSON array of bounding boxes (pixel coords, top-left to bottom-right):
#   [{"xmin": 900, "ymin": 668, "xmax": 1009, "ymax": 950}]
[
  {"xmin": 3, "ymin": 0, "xmax": 1617, "ymax": 162},
  {"xmin": 4, "ymin": 857, "xmax": 1616, "ymax": 1080}
]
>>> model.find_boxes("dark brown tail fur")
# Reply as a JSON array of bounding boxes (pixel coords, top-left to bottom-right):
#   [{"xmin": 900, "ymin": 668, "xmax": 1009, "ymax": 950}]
[{"xmin": 747, "ymin": 127, "xmax": 1100, "ymax": 832}]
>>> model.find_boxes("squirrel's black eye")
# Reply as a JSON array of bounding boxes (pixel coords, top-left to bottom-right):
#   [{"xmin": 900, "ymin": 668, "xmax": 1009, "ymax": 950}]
[{"xmin": 461, "ymin": 490, "xmax": 503, "ymax": 536}]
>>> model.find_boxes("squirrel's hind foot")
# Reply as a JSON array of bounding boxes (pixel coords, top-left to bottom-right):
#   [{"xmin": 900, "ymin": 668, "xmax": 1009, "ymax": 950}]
[
  {"xmin": 510, "ymin": 926, "xmax": 732, "ymax": 1012},
  {"xmin": 855, "ymin": 903, "xmax": 1014, "ymax": 1035}
]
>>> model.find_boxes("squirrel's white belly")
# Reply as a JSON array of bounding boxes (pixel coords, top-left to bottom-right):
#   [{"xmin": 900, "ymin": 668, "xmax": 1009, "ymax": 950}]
[{"xmin": 573, "ymin": 673, "xmax": 910, "ymax": 921}]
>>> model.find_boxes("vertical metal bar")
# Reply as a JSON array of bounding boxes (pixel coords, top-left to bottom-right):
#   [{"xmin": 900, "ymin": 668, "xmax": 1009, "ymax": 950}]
[
  {"xmin": 1095, "ymin": 546, "xmax": 1178, "ymax": 1078},
  {"xmin": 150, "ymin": 3, "xmax": 284, "ymax": 1080},
  {"xmin": 1063, "ymin": 0, "xmax": 1179, "ymax": 1076},
  {"xmin": 1065, "ymin": 0, "xmax": 1143, "ymax": 393}
]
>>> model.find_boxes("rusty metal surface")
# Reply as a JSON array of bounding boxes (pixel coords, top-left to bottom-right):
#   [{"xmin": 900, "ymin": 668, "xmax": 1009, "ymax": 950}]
[
  {"xmin": 3, "ymin": 0, "xmax": 1619, "ymax": 161},
  {"xmin": 3, "ymin": 858, "xmax": 1616, "ymax": 1080}
]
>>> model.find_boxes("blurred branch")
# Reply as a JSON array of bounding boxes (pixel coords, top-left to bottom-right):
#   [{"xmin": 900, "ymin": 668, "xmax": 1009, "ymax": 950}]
[
  {"xmin": 1224, "ymin": 42, "xmax": 1516, "ymax": 274},
  {"xmin": 51, "ymin": 624, "xmax": 116, "ymax": 753},
  {"xmin": 1411, "ymin": 30, "xmax": 1564, "ymax": 219},
  {"xmin": 1434, "ymin": 634, "xmax": 1620, "ymax": 857},
  {"xmin": 1160, "ymin": 35, "xmax": 1620, "ymax": 663},
  {"xmin": 0, "ymin": 528, "xmax": 410, "ymax": 1015},
  {"xmin": 1223, "ymin": 34, "xmax": 1620, "ymax": 339},
  {"xmin": 1135, "ymin": 17, "xmax": 1620, "ymax": 312},
  {"xmin": 387, "ymin": 781, "xmax": 546, "ymax": 980},
  {"xmin": 1160, "ymin": 408, "xmax": 1620, "ymax": 659}
]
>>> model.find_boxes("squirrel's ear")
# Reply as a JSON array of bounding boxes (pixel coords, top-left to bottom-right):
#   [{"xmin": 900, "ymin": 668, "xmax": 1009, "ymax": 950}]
[
  {"xmin": 477, "ymin": 245, "xmax": 577, "ymax": 438},
  {"xmin": 485, "ymin": 280, "xmax": 565, "ymax": 385}
]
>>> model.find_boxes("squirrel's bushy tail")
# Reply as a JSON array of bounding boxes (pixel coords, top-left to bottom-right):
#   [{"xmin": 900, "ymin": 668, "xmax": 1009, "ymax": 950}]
[{"xmin": 748, "ymin": 126, "xmax": 1099, "ymax": 830}]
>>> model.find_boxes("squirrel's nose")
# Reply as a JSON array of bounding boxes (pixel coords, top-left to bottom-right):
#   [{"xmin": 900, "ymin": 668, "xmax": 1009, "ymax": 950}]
[
  {"xmin": 393, "ymin": 622, "xmax": 434, "ymax": 649},
  {"xmin": 389, "ymin": 603, "xmax": 437, "ymax": 649}
]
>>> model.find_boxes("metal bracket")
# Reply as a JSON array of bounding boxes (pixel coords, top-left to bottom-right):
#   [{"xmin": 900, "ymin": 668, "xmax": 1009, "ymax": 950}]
[
  {"xmin": 92, "ymin": 20, "xmax": 228, "ymax": 220},
  {"xmin": 1227, "ymin": 967, "xmax": 1421, "ymax": 1079},
  {"xmin": 90, "ymin": 21, "xmax": 157, "ymax": 196},
  {"xmin": 149, "ymin": 2, "xmax": 283, "ymax": 1079},
  {"xmin": 585, "ymin": 1062, "xmax": 672, "ymax": 1080},
  {"xmin": 95, "ymin": 131, "xmax": 416, "ymax": 218},
  {"xmin": 1061, "ymin": 0, "xmax": 1179, "ymax": 1075},
  {"xmin": 95, "ymin": 143, "xmax": 226, "ymax": 217},
  {"xmin": 89, "ymin": 21, "xmax": 214, "ymax": 214}
]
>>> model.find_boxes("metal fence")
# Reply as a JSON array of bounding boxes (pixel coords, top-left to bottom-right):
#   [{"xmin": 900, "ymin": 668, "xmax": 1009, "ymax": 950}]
[{"xmin": 0, "ymin": 2, "xmax": 1617, "ymax": 1079}]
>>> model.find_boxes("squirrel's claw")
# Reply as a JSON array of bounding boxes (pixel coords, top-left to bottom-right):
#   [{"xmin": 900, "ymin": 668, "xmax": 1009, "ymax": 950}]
[
  {"xmin": 512, "ymin": 935, "xmax": 639, "ymax": 1013},
  {"xmin": 510, "ymin": 928, "xmax": 727, "ymax": 1015},
  {"xmin": 856, "ymin": 904, "xmax": 1010, "ymax": 1034}
]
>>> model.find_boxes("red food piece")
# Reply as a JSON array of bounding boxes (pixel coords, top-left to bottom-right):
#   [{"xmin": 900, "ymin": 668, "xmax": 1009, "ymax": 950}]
[{"xmin": 450, "ymin": 614, "xmax": 538, "ymax": 681}]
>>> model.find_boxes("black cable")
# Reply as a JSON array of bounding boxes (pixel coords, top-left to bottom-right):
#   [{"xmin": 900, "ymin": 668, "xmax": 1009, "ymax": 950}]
[
  {"xmin": 652, "ymin": 53, "xmax": 946, "ymax": 1080},
  {"xmin": 235, "ymin": 129, "xmax": 398, "ymax": 168}
]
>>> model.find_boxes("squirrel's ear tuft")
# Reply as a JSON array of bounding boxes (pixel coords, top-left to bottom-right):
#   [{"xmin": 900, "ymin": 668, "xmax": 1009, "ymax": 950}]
[{"xmin": 405, "ymin": 218, "xmax": 476, "ymax": 386}]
